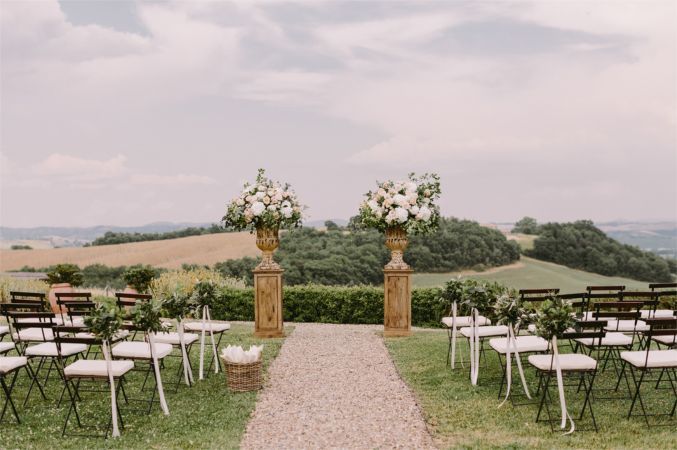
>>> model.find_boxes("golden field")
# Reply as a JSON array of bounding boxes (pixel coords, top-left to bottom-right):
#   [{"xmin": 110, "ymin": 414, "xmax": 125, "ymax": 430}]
[{"xmin": 0, "ymin": 232, "xmax": 260, "ymax": 271}]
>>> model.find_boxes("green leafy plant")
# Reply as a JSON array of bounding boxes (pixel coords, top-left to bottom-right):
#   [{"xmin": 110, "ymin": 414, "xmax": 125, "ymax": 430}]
[
  {"xmin": 190, "ymin": 279, "xmax": 219, "ymax": 309},
  {"xmin": 46, "ymin": 263, "xmax": 84, "ymax": 287},
  {"xmin": 534, "ymin": 297, "xmax": 575, "ymax": 340},
  {"xmin": 84, "ymin": 303, "xmax": 123, "ymax": 341},
  {"xmin": 132, "ymin": 300, "xmax": 164, "ymax": 333},
  {"xmin": 493, "ymin": 292, "xmax": 529, "ymax": 330},
  {"xmin": 123, "ymin": 265, "xmax": 159, "ymax": 293},
  {"xmin": 162, "ymin": 292, "xmax": 197, "ymax": 320}
]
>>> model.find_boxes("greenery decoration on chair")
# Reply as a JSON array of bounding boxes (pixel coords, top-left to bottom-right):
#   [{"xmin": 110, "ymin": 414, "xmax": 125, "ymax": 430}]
[
  {"xmin": 162, "ymin": 291, "xmax": 198, "ymax": 386},
  {"xmin": 190, "ymin": 279, "xmax": 221, "ymax": 379}
]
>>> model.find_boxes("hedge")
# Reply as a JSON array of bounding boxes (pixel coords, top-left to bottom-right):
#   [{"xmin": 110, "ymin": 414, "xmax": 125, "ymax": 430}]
[{"xmin": 210, "ymin": 285, "xmax": 449, "ymax": 328}]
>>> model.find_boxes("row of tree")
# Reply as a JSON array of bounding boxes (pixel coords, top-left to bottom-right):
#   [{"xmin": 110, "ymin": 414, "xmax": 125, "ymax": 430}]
[{"xmin": 85, "ymin": 224, "xmax": 226, "ymax": 246}]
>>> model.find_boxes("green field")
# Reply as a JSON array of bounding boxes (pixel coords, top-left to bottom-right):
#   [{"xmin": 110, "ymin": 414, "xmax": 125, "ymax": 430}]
[{"xmin": 413, "ymin": 256, "xmax": 646, "ymax": 292}]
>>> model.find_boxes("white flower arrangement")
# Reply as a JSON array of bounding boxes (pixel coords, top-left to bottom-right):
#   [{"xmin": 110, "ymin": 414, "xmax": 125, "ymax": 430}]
[
  {"xmin": 358, "ymin": 173, "xmax": 441, "ymax": 234},
  {"xmin": 223, "ymin": 169, "xmax": 304, "ymax": 231}
]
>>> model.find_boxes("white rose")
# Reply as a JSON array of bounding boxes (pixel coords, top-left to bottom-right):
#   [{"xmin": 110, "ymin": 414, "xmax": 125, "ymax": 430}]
[
  {"xmin": 395, "ymin": 207, "xmax": 409, "ymax": 223},
  {"xmin": 419, "ymin": 206, "xmax": 432, "ymax": 221},
  {"xmin": 367, "ymin": 199, "xmax": 379, "ymax": 211},
  {"xmin": 274, "ymin": 193, "xmax": 283, "ymax": 202},
  {"xmin": 256, "ymin": 191, "xmax": 265, "ymax": 200},
  {"xmin": 251, "ymin": 202, "xmax": 265, "ymax": 216},
  {"xmin": 405, "ymin": 181, "xmax": 417, "ymax": 193},
  {"xmin": 263, "ymin": 196, "xmax": 271, "ymax": 205},
  {"xmin": 281, "ymin": 206, "xmax": 293, "ymax": 218},
  {"xmin": 267, "ymin": 204, "xmax": 277, "ymax": 211},
  {"xmin": 236, "ymin": 198, "xmax": 245, "ymax": 206},
  {"xmin": 281, "ymin": 200, "xmax": 291, "ymax": 209},
  {"xmin": 410, "ymin": 205, "xmax": 419, "ymax": 215},
  {"xmin": 384, "ymin": 198, "xmax": 393, "ymax": 208},
  {"xmin": 393, "ymin": 194, "xmax": 408, "ymax": 208},
  {"xmin": 385, "ymin": 210, "xmax": 396, "ymax": 224},
  {"xmin": 407, "ymin": 193, "xmax": 418, "ymax": 205},
  {"xmin": 257, "ymin": 185, "xmax": 266, "ymax": 192},
  {"xmin": 246, "ymin": 195, "xmax": 254, "ymax": 203}
]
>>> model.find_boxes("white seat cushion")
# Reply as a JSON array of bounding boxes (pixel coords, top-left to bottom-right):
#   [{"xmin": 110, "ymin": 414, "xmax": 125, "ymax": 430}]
[
  {"xmin": 529, "ymin": 353, "xmax": 597, "ymax": 371},
  {"xmin": 13, "ymin": 328, "xmax": 54, "ymax": 342},
  {"xmin": 640, "ymin": 309, "xmax": 675, "ymax": 319},
  {"xmin": 25, "ymin": 342, "xmax": 87, "ymax": 357},
  {"xmin": 75, "ymin": 329, "xmax": 130, "ymax": 340},
  {"xmin": 576, "ymin": 332, "xmax": 632, "ymax": 347},
  {"xmin": 112, "ymin": 341, "xmax": 173, "ymax": 360},
  {"xmin": 441, "ymin": 316, "xmax": 490, "ymax": 328},
  {"xmin": 151, "ymin": 332, "xmax": 199, "ymax": 345},
  {"xmin": 460, "ymin": 325, "xmax": 509, "ymax": 338},
  {"xmin": 0, "ymin": 356, "xmax": 27, "ymax": 374},
  {"xmin": 621, "ymin": 350, "xmax": 677, "ymax": 369},
  {"xmin": 604, "ymin": 320, "xmax": 649, "ymax": 332},
  {"xmin": 489, "ymin": 336, "xmax": 549, "ymax": 354},
  {"xmin": 527, "ymin": 324, "xmax": 537, "ymax": 334},
  {"xmin": 0, "ymin": 341, "xmax": 16, "ymax": 354},
  {"xmin": 652, "ymin": 335, "xmax": 677, "ymax": 346},
  {"xmin": 0, "ymin": 325, "xmax": 9, "ymax": 336},
  {"xmin": 183, "ymin": 322, "xmax": 231, "ymax": 333},
  {"xmin": 54, "ymin": 316, "xmax": 85, "ymax": 326},
  {"xmin": 64, "ymin": 359, "xmax": 134, "ymax": 378}
]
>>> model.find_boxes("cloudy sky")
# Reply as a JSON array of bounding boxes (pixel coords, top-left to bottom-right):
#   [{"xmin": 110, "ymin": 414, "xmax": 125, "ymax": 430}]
[{"xmin": 1, "ymin": 1, "xmax": 675, "ymax": 227}]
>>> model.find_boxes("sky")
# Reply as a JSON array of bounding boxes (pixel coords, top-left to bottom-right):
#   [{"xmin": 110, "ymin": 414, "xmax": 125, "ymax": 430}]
[{"xmin": 1, "ymin": 0, "xmax": 676, "ymax": 228}]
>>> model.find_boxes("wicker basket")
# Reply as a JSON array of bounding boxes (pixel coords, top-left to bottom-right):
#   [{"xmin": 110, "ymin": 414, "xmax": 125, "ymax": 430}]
[{"xmin": 222, "ymin": 358, "xmax": 262, "ymax": 392}]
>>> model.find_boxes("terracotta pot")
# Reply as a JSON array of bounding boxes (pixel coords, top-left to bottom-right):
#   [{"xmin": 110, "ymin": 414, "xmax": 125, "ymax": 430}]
[
  {"xmin": 123, "ymin": 286, "xmax": 139, "ymax": 294},
  {"xmin": 255, "ymin": 227, "xmax": 281, "ymax": 270},
  {"xmin": 384, "ymin": 227, "xmax": 410, "ymax": 270},
  {"xmin": 48, "ymin": 283, "xmax": 73, "ymax": 313}
]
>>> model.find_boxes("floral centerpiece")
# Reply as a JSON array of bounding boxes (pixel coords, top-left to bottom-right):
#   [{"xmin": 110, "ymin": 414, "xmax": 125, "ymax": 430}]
[
  {"xmin": 223, "ymin": 168, "xmax": 304, "ymax": 270},
  {"xmin": 358, "ymin": 173, "xmax": 441, "ymax": 269}
]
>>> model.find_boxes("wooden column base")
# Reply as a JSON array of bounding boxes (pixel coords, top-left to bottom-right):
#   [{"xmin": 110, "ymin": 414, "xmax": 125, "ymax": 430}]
[
  {"xmin": 253, "ymin": 268, "xmax": 284, "ymax": 338},
  {"xmin": 383, "ymin": 268, "xmax": 413, "ymax": 337}
]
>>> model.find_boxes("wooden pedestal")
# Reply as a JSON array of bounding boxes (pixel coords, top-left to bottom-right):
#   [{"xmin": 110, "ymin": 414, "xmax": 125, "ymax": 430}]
[
  {"xmin": 383, "ymin": 268, "xmax": 413, "ymax": 337},
  {"xmin": 253, "ymin": 268, "xmax": 284, "ymax": 338}
]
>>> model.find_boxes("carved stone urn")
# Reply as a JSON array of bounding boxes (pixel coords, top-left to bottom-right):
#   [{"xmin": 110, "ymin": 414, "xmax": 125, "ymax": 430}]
[
  {"xmin": 255, "ymin": 227, "xmax": 281, "ymax": 270},
  {"xmin": 384, "ymin": 226, "xmax": 410, "ymax": 270}
]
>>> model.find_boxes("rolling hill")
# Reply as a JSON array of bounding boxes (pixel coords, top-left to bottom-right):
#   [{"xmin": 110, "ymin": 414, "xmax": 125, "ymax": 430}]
[
  {"xmin": 0, "ymin": 232, "xmax": 259, "ymax": 271},
  {"xmin": 412, "ymin": 256, "xmax": 647, "ymax": 292}
]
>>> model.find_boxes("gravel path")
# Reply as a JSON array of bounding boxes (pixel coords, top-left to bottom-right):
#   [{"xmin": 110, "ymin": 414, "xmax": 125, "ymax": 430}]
[{"xmin": 241, "ymin": 323, "xmax": 435, "ymax": 449}]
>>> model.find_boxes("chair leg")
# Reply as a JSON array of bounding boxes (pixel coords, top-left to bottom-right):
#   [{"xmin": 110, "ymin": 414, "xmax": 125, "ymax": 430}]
[
  {"xmin": 205, "ymin": 332, "xmax": 225, "ymax": 374},
  {"xmin": 0, "ymin": 372, "xmax": 21, "ymax": 424},
  {"xmin": 23, "ymin": 361, "xmax": 47, "ymax": 407}
]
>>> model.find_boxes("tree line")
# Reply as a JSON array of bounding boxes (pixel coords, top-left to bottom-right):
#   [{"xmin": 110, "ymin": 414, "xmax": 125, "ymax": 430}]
[{"xmin": 85, "ymin": 224, "xmax": 227, "ymax": 246}]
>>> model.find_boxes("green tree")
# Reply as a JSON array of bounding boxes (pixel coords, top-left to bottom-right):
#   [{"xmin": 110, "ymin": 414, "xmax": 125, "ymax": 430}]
[{"xmin": 512, "ymin": 216, "xmax": 540, "ymax": 235}]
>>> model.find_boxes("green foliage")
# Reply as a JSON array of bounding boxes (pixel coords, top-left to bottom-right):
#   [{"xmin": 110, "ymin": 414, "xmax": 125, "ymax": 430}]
[
  {"xmin": 0, "ymin": 277, "xmax": 49, "ymax": 303},
  {"xmin": 512, "ymin": 216, "xmax": 540, "ymax": 235},
  {"xmin": 216, "ymin": 218, "xmax": 520, "ymax": 286},
  {"xmin": 81, "ymin": 263, "xmax": 127, "ymax": 289},
  {"xmin": 493, "ymin": 292, "xmax": 529, "ymax": 330},
  {"xmin": 527, "ymin": 220, "xmax": 673, "ymax": 282},
  {"xmin": 210, "ymin": 284, "xmax": 491, "ymax": 327},
  {"xmin": 441, "ymin": 278, "xmax": 509, "ymax": 319},
  {"xmin": 132, "ymin": 300, "xmax": 164, "ymax": 334},
  {"xmin": 534, "ymin": 297, "xmax": 575, "ymax": 340},
  {"xmin": 123, "ymin": 264, "xmax": 159, "ymax": 292},
  {"xmin": 190, "ymin": 279, "xmax": 219, "ymax": 308},
  {"xmin": 162, "ymin": 292, "xmax": 197, "ymax": 320},
  {"xmin": 10, "ymin": 244, "xmax": 32, "ymax": 250},
  {"xmin": 84, "ymin": 303, "xmax": 123, "ymax": 341},
  {"xmin": 46, "ymin": 263, "xmax": 84, "ymax": 287},
  {"xmin": 87, "ymin": 224, "xmax": 226, "ymax": 246},
  {"xmin": 358, "ymin": 173, "xmax": 441, "ymax": 234}
]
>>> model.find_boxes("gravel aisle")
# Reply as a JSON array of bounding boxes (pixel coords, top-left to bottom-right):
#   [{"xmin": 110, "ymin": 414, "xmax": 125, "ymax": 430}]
[{"xmin": 241, "ymin": 323, "xmax": 435, "ymax": 449}]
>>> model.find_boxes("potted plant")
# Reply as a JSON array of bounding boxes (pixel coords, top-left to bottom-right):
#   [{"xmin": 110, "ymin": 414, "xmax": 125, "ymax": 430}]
[
  {"xmin": 122, "ymin": 265, "xmax": 158, "ymax": 294},
  {"xmin": 84, "ymin": 303, "xmax": 124, "ymax": 437},
  {"xmin": 223, "ymin": 168, "xmax": 304, "ymax": 338},
  {"xmin": 358, "ymin": 173, "xmax": 441, "ymax": 269},
  {"xmin": 131, "ymin": 299, "xmax": 169, "ymax": 415},
  {"xmin": 47, "ymin": 264, "xmax": 83, "ymax": 313}
]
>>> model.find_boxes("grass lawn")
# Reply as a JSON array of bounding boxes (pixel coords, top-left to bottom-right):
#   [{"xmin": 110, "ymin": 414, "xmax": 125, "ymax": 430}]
[
  {"xmin": 413, "ymin": 257, "xmax": 646, "ymax": 292},
  {"xmin": 386, "ymin": 330, "xmax": 677, "ymax": 449},
  {"xmin": 1, "ymin": 323, "xmax": 288, "ymax": 449}
]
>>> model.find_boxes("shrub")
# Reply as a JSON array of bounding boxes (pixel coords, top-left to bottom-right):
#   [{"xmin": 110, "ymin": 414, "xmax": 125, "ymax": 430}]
[
  {"xmin": 123, "ymin": 265, "xmax": 160, "ymax": 293},
  {"xmin": 46, "ymin": 263, "xmax": 84, "ymax": 287},
  {"xmin": 209, "ymin": 282, "xmax": 504, "ymax": 328},
  {"xmin": 0, "ymin": 277, "xmax": 50, "ymax": 303},
  {"xmin": 150, "ymin": 268, "xmax": 245, "ymax": 302},
  {"xmin": 10, "ymin": 244, "xmax": 32, "ymax": 250}
]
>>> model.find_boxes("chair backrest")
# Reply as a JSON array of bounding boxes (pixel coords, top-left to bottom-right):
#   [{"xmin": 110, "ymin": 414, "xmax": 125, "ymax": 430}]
[
  {"xmin": 5, "ymin": 310, "xmax": 56, "ymax": 344},
  {"xmin": 115, "ymin": 292, "xmax": 152, "ymax": 310},
  {"xmin": 592, "ymin": 302, "xmax": 643, "ymax": 335},
  {"xmin": 54, "ymin": 292, "xmax": 93, "ymax": 323},
  {"xmin": 558, "ymin": 292, "xmax": 588, "ymax": 315},
  {"xmin": 53, "ymin": 325, "xmax": 98, "ymax": 361},
  {"xmin": 587, "ymin": 285, "xmax": 625, "ymax": 293},
  {"xmin": 649, "ymin": 282, "xmax": 677, "ymax": 292},
  {"xmin": 620, "ymin": 291, "xmax": 659, "ymax": 314},
  {"xmin": 586, "ymin": 290, "xmax": 622, "ymax": 304},
  {"xmin": 9, "ymin": 291, "xmax": 47, "ymax": 310},
  {"xmin": 519, "ymin": 289, "xmax": 559, "ymax": 304},
  {"xmin": 642, "ymin": 318, "xmax": 677, "ymax": 361}
]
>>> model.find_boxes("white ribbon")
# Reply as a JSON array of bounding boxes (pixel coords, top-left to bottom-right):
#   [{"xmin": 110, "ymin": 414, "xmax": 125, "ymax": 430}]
[
  {"xmin": 499, "ymin": 324, "xmax": 532, "ymax": 407},
  {"xmin": 469, "ymin": 308, "xmax": 480, "ymax": 386},
  {"xmin": 552, "ymin": 336, "xmax": 575, "ymax": 434},
  {"xmin": 198, "ymin": 306, "xmax": 219, "ymax": 380},
  {"xmin": 148, "ymin": 333, "xmax": 169, "ymax": 415},
  {"xmin": 450, "ymin": 301, "xmax": 458, "ymax": 369},
  {"xmin": 101, "ymin": 340, "xmax": 120, "ymax": 438},
  {"xmin": 177, "ymin": 320, "xmax": 194, "ymax": 385}
]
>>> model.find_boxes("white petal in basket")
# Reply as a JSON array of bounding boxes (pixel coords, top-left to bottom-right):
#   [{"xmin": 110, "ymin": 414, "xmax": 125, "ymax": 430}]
[{"xmin": 221, "ymin": 345, "xmax": 263, "ymax": 363}]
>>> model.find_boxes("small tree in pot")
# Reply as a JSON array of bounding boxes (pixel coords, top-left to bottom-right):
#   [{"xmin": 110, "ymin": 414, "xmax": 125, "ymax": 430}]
[
  {"xmin": 47, "ymin": 263, "xmax": 83, "ymax": 313},
  {"xmin": 123, "ymin": 265, "xmax": 158, "ymax": 293}
]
